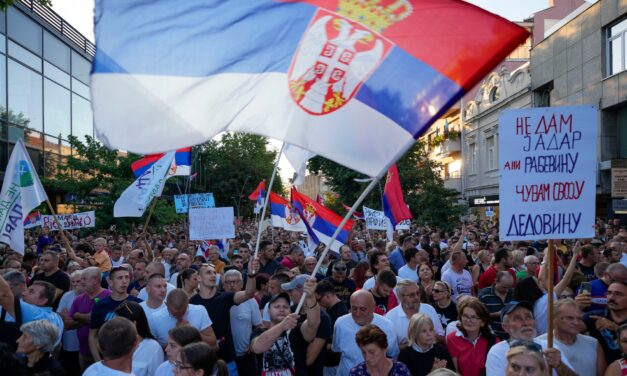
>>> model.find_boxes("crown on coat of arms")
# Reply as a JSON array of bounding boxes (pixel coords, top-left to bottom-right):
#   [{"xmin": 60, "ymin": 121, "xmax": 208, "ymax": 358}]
[{"xmin": 337, "ymin": 0, "xmax": 413, "ymax": 32}]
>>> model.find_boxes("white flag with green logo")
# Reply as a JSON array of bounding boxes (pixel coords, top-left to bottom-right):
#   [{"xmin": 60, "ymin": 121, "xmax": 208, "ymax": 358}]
[{"xmin": 0, "ymin": 139, "xmax": 48, "ymax": 254}]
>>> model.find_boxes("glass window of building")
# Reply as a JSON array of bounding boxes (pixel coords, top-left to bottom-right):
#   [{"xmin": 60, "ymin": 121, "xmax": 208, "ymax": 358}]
[
  {"xmin": 0, "ymin": 34, "xmax": 5, "ymax": 54},
  {"xmin": 43, "ymin": 31, "xmax": 70, "ymax": 72},
  {"xmin": 72, "ymin": 77, "xmax": 90, "ymax": 99},
  {"xmin": 44, "ymin": 61, "xmax": 70, "ymax": 88},
  {"xmin": 608, "ymin": 17, "xmax": 627, "ymax": 76},
  {"xmin": 8, "ymin": 59, "xmax": 43, "ymax": 132},
  {"xmin": 7, "ymin": 7, "xmax": 41, "ymax": 55},
  {"xmin": 44, "ymin": 78, "xmax": 71, "ymax": 139},
  {"xmin": 486, "ymin": 135, "xmax": 496, "ymax": 170},
  {"xmin": 469, "ymin": 143, "xmax": 477, "ymax": 174},
  {"xmin": 8, "ymin": 40, "xmax": 42, "ymax": 72},
  {"xmin": 71, "ymin": 51, "xmax": 90, "ymax": 85},
  {"xmin": 0, "ymin": 56, "xmax": 6, "ymax": 113},
  {"xmin": 0, "ymin": 9, "xmax": 6, "ymax": 34},
  {"xmin": 72, "ymin": 93, "xmax": 93, "ymax": 140}
]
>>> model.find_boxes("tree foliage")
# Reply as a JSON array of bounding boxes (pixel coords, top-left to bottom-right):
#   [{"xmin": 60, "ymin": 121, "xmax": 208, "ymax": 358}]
[
  {"xmin": 308, "ymin": 141, "xmax": 464, "ymax": 231},
  {"xmin": 194, "ymin": 133, "xmax": 283, "ymax": 218},
  {"xmin": 0, "ymin": 0, "xmax": 51, "ymax": 11},
  {"xmin": 42, "ymin": 135, "xmax": 179, "ymax": 233}
]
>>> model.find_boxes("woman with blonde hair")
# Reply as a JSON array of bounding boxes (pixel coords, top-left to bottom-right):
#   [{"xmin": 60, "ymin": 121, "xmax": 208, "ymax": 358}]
[
  {"xmin": 505, "ymin": 341, "xmax": 549, "ymax": 376},
  {"xmin": 399, "ymin": 313, "xmax": 455, "ymax": 376}
]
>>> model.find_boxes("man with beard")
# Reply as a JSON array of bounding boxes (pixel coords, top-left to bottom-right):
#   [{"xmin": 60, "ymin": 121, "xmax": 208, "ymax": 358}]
[
  {"xmin": 584, "ymin": 281, "xmax": 627, "ymax": 365},
  {"xmin": 477, "ymin": 248, "xmax": 516, "ymax": 290}
]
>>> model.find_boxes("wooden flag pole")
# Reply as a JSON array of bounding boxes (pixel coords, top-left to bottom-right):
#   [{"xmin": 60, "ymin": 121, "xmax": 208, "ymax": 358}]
[
  {"xmin": 139, "ymin": 199, "xmax": 158, "ymax": 242},
  {"xmin": 44, "ymin": 199, "xmax": 74, "ymax": 254},
  {"xmin": 547, "ymin": 239, "xmax": 555, "ymax": 349}
]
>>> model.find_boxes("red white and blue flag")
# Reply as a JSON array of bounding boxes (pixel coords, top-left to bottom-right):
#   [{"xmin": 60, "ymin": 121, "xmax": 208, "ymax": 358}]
[
  {"xmin": 270, "ymin": 192, "xmax": 306, "ymax": 232},
  {"xmin": 342, "ymin": 203, "xmax": 364, "ymax": 221},
  {"xmin": 131, "ymin": 147, "xmax": 192, "ymax": 178},
  {"xmin": 91, "ymin": 0, "xmax": 527, "ymax": 178},
  {"xmin": 249, "ymin": 180, "xmax": 266, "ymax": 214},
  {"xmin": 24, "ymin": 210, "xmax": 41, "ymax": 229},
  {"xmin": 383, "ymin": 164, "xmax": 412, "ymax": 227},
  {"xmin": 291, "ymin": 188, "xmax": 353, "ymax": 252}
]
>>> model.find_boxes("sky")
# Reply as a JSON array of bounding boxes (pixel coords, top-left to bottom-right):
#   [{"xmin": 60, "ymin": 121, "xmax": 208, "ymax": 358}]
[{"xmin": 49, "ymin": 0, "xmax": 590, "ymax": 183}]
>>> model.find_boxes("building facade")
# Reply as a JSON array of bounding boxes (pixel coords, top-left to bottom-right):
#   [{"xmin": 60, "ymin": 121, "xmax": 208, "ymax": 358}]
[
  {"xmin": 531, "ymin": 0, "xmax": 627, "ymax": 216},
  {"xmin": 0, "ymin": 1, "xmax": 94, "ymax": 183}
]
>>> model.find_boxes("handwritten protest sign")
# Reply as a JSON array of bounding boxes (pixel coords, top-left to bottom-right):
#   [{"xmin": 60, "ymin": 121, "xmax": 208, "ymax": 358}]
[
  {"xmin": 499, "ymin": 106, "xmax": 596, "ymax": 240},
  {"xmin": 42, "ymin": 211, "xmax": 96, "ymax": 231},
  {"xmin": 174, "ymin": 193, "xmax": 216, "ymax": 214},
  {"xmin": 396, "ymin": 219, "xmax": 411, "ymax": 230},
  {"xmin": 189, "ymin": 207, "xmax": 235, "ymax": 240},
  {"xmin": 363, "ymin": 206, "xmax": 389, "ymax": 230}
]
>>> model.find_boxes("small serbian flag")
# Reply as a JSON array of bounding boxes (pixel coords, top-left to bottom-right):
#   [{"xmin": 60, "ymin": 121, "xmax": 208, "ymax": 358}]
[
  {"xmin": 248, "ymin": 180, "xmax": 266, "ymax": 201},
  {"xmin": 131, "ymin": 147, "xmax": 191, "ymax": 178},
  {"xmin": 383, "ymin": 164, "xmax": 412, "ymax": 227},
  {"xmin": 24, "ymin": 211, "xmax": 41, "ymax": 229},
  {"xmin": 270, "ymin": 192, "xmax": 306, "ymax": 232},
  {"xmin": 342, "ymin": 203, "xmax": 364, "ymax": 220},
  {"xmin": 291, "ymin": 188, "xmax": 353, "ymax": 252}
]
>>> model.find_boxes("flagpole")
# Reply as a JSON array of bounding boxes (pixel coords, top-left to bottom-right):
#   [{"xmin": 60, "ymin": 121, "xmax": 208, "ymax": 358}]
[
  {"xmin": 44, "ymin": 199, "xmax": 74, "ymax": 253},
  {"xmin": 140, "ymin": 199, "xmax": 158, "ymax": 244},
  {"xmin": 294, "ymin": 176, "xmax": 381, "ymax": 314},
  {"xmin": 253, "ymin": 143, "xmax": 285, "ymax": 260},
  {"xmin": 547, "ymin": 239, "xmax": 555, "ymax": 349}
]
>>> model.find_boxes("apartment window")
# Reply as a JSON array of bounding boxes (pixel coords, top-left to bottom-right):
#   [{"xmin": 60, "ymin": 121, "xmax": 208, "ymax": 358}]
[
  {"xmin": 486, "ymin": 135, "xmax": 496, "ymax": 170},
  {"xmin": 607, "ymin": 17, "xmax": 627, "ymax": 76},
  {"xmin": 469, "ymin": 143, "xmax": 477, "ymax": 174}
]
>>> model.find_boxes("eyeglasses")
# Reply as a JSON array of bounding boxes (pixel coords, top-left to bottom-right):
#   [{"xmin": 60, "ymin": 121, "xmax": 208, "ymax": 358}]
[
  {"xmin": 333, "ymin": 267, "xmax": 347, "ymax": 272},
  {"xmin": 173, "ymin": 361, "xmax": 194, "ymax": 370},
  {"xmin": 509, "ymin": 339, "xmax": 543, "ymax": 353},
  {"xmin": 461, "ymin": 314, "xmax": 480, "ymax": 322},
  {"xmin": 223, "ymin": 280, "xmax": 239, "ymax": 285},
  {"xmin": 432, "ymin": 289, "xmax": 445, "ymax": 293}
]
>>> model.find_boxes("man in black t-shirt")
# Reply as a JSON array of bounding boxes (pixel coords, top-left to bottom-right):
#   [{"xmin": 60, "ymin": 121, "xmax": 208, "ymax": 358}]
[
  {"xmin": 315, "ymin": 280, "xmax": 348, "ymax": 375},
  {"xmin": 190, "ymin": 259, "xmax": 259, "ymax": 374},
  {"xmin": 29, "ymin": 250, "xmax": 70, "ymax": 310},
  {"xmin": 323, "ymin": 261, "xmax": 356, "ymax": 308},
  {"xmin": 577, "ymin": 244, "xmax": 599, "ymax": 282},
  {"xmin": 282, "ymin": 276, "xmax": 332, "ymax": 376}
]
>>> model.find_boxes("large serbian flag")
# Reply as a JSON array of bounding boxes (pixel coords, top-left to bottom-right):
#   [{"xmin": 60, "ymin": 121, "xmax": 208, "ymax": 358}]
[
  {"xmin": 131, "ymin": 147, "xmax": 191, "ymax": 178},
  {"xmin": 270, "ymin": 192, "xmax": 307, "ymax": 232},
  {"xmin": 291, "ymin": 188, "xmax": 353, "ymax": 252},
  {"xmin": 91, "ymin": 0, "xmax": 527, "ymax": 177}
]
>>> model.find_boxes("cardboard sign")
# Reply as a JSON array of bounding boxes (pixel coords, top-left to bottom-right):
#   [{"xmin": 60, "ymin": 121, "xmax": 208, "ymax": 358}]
[
  {"xmin": 42, "ymin": 211, "xmax": 96, "ymax": 231},
  {"xmin": 499, "ymin": 106, "xmax": 597, "ymax": 240},
  {"xmin": 174, "ymin": 193, "xmax": 216, "ymax": 213},
  {"xmin": 189, "ymin": 207, "xmax": 235, "ymax": 240},
  {"xmin": 363, "ymin": 206, "xmax": 389, "ymax": 230}
]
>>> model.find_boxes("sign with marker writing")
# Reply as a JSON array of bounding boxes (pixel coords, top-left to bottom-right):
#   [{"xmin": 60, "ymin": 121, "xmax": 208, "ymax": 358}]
[
  {"xmin": 363, "ymin": 206, "xmax": 390, "ymax": 230},
  {"xmin": 42, "ymin": 211, "xmax": 96, "ymax": 231},
  {"xmin": 499, "ymin": 106, "xmax": 596, "ymax": 240},
  {"xmin": 189, "ymin": 207, "xmax": 235, "ymax": 240}
]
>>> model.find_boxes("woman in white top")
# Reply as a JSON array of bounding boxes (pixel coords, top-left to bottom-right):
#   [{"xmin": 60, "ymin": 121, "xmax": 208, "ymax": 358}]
[
  {"xmin": 513, "ymin": 242, "xmax": 581, "ymax": 335},
  {"xmin": 114, "ymin": 301, "xmax": 164, "ymax": 376},
  {"xmin": 155, "ymin": 325, "xmax": 203, "ymax": 376}
]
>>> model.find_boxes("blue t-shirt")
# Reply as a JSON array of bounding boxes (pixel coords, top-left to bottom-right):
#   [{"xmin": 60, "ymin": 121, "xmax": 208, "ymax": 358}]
[
  {"xmin": 90, "ymin": 295, "xmax": 143, "ymax": 330},
  {"xmin": 1, "ymin": 300, "xmax": 64, "ymax": 346}
]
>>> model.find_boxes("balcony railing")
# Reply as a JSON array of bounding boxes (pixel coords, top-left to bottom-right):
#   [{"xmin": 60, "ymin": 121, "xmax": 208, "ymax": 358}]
[{"xmin": 18, "ymin": 0, "xmax": 95, "ymax": 57}]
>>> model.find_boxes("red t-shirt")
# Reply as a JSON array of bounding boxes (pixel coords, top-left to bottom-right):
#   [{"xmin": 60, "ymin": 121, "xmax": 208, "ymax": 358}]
[
  {"xmin": 447, "ymin": 331, "xmax": 499, "ymax": 376},
  {"xmin": 478, "ymin": 265, "xmax": 516, "ymax": 290}
]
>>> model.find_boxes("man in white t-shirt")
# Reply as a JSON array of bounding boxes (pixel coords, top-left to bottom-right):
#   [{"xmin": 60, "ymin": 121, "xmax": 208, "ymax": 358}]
[
  {"xmin": 139, "ymin": 273, "xmax": 167, "ymax": 315},
  {"xmin": 332, "ymin": 290, "xmax": 399, "ymax": 375},
  {"xmin": 486, "ymin": 301, "xmax": 576, "ymax": 376},
  {"xmin": 83, "ymin": 317, "xmax": 138, "ymax": 376},
  {"xmin": 397, "ymin": 248, "xmax": 420, "ymax": 283},
  {"xmin": 441, "ymin": 251, "xmax": 473, "ymax": 303},
  {"xmin": 386, "ymin": 279, "xmax": 444, "ymax": 346},
  {"xmin": 537, "ymin": 298, "xmax": 603, "ymax": 376},
  {"xmin": 148, "ymin": 288, "xmax": 216, "ymax": 349},
  {"xmin": 138, "ymin": 261, "xmax": 176, "ymax": 301}
]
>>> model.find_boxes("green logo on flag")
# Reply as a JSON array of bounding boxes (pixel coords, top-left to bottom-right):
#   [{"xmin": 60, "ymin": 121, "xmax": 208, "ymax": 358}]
[{"xmin": 18, "ymin": 160, "xmax": 34, "ymax": 187}]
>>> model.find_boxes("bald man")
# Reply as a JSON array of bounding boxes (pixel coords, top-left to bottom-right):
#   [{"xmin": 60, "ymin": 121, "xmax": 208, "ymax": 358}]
[{"xmin": 332, "ymin": 290, "xmax": 398, "ymax": 375}]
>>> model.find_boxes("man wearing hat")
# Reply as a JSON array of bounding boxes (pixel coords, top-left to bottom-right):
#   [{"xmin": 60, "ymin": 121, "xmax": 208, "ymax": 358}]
[
  {"xmin": 250, "ymin": 276, "xmax": 320, "ymax": 376},
  {"xmin": 282, "ymin": 275, "xmax": 332, "ymax": 375},
  {"xmin": 486, "ymin": 301, "xmax": 576, "ymax": 376}
]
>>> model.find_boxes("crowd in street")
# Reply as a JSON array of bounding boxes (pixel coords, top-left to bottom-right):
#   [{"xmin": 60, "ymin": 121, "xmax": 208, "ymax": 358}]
[{"xmin": 0, "ymin": 217, "xmax": 626, "ymax": 376}]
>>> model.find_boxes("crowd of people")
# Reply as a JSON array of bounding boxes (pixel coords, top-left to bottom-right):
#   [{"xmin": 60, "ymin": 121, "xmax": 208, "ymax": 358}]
[{"xmin": 0, "ymin": 217, "xmax": 625, "ymax": 376}]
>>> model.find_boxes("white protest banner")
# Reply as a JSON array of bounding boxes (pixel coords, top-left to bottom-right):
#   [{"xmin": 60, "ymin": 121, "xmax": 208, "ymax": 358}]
[
  {"xmin": 42, "ymin": 211, "xmax": 96, "ymax": 231},
  {"xmin": 174, "ymin": 193, "xmax": 215, "ymax": 214},
  {"xmin": 499, "ymin": 106, "xmax": 597, "ymax": 240},
  {"xmin": 396, "ymin": 219, "xmax": 411, "ymax": 230},
  {"xmin": 189, "ymin": 207, "xmax": 235, "ymax": 240},
  {"xmin": 363, "ymin": 206, "xmax": 389, "ymax": 230}
]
